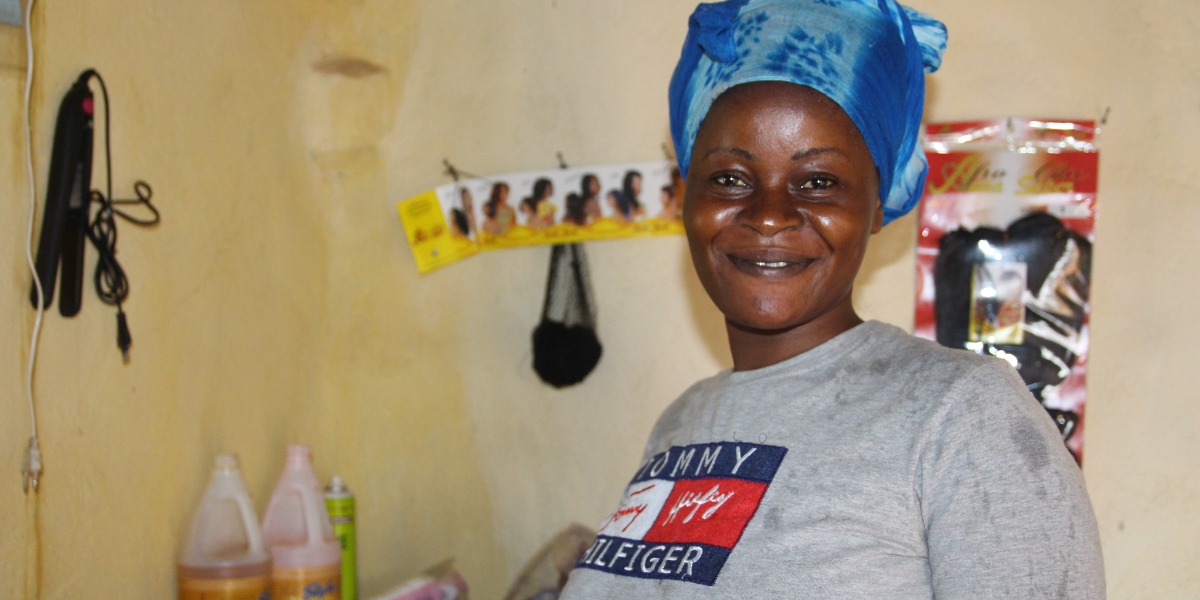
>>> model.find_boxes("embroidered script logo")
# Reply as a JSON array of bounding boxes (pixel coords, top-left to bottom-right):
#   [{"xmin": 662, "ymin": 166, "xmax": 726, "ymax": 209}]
[
  {"xmin": 599, "ymin": 483, "xmax": 657, "ymax": 534},
  {"xmin": 663, "ymin": 484, "xmax": 735, "ymax": 525}
]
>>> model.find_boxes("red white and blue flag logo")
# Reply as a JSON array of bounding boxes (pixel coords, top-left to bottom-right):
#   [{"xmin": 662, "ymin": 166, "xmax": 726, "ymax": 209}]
[{"xmin": 575, "ymin": 442, "xmax": 787, "ymax": 586}]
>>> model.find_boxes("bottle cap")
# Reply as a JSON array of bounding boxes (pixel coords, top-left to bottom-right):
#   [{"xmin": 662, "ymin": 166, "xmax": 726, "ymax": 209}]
[
  {"xmin": 285, "ymin": 444, "xmax": 312, "ymax": 468},
  {"xmin": 326, "ymin": 474, "xmax": 348, "ymax": 494},
  {"xmin": 214, "ymin": 453, "xmax": 239, "ymax": 471}
]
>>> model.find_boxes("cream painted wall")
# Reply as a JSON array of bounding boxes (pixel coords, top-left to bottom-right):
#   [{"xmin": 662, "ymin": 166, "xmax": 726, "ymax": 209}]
[{"xmin": 2, "ymin": 1, "xmax": 1197, "ymax": 599}]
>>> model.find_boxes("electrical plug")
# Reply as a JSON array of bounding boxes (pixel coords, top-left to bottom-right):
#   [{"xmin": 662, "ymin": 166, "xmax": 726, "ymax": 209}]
[
  {"xmin": 117, "ymin": 309, "xmax": 131, "ymax": 363},
  {"xmin": 21, "ymin": 436, "xmax": 41, "ymax": 492}
]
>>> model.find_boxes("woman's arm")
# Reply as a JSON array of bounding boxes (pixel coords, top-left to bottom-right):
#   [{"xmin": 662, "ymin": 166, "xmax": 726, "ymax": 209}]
[{"xmin": 918, "ymin": 361, "xmax": 1105, "ymax": 599}]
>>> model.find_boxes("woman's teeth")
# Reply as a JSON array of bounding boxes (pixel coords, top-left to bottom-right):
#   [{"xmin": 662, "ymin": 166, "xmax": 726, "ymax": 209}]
[{"xmin": 727, "ymin": 253, "xmax": 810, "ymax": 274}]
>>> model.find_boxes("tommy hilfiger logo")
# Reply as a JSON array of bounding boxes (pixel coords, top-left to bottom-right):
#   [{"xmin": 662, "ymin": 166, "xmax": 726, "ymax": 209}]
[{"xmin": 575, "ymin": 442, "xmax": 787, "ymax": 586}]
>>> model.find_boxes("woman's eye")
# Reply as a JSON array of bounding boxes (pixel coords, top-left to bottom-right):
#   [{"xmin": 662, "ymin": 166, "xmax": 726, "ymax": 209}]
[
  {"xmin": 713, "ymin": 173, "xmax": 749, "ymax": 188},
  {"xmin": 798, "ymin": 176, "xmax": 835, "ymax": 190}
]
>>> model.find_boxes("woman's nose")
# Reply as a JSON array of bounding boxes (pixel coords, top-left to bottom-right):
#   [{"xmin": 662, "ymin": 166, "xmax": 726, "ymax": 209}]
[{"xmin": 739, "ymin": 184, "xmax": 804, "ymax": 237}]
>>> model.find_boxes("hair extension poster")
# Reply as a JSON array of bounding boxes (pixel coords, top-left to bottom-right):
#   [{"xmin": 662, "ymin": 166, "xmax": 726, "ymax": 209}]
[
  {"xmin": 914, "ymin": 118, "xmax": 1099, "ymax": 463},
  {"xmin": 397, "ymin": 161, "xmax": 685, "ymax": 273}
]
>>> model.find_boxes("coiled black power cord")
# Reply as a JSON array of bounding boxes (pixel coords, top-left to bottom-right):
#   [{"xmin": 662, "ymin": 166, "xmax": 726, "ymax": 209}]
[{"xmin": 79, "ymin": 69, "xmax": 159, "ymax": 361}]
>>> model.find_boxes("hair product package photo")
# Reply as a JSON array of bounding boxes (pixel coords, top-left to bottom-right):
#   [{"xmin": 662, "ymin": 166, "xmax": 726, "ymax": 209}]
[{"xmin": 915, "ymin": 118, "xmax": 1099, "ymax": 463}]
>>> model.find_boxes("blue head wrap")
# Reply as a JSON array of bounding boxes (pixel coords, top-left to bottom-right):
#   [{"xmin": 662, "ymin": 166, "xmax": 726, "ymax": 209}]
[{"xmin": 669, "ymin": 0, "xmax": 947, "ymax": 224}]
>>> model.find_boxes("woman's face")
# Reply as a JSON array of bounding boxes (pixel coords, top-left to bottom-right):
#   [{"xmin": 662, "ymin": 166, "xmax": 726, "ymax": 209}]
[
  {"xmin": 587, "ymin": 177, "xmax": 600, "ymax": 196},
  {"xmin": 683, "ymin": 81, "xmax": 881, "ymax": 333},
  {"xmin": 631, "ymin": 174, "xmax": 642, "ymax": 195},
  {"xmin": 544, "ymin": 183, "xmax": 554, "ymax": 199},
  {"xmin": 498, "ymin": 185, "xmax": 509, "ymax": 203}
]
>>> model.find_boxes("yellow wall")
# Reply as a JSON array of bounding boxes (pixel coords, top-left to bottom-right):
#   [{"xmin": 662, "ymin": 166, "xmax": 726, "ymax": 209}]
[{"xmin": 1, "ymin": 1, "xmax": 1197, "ymax": 598}]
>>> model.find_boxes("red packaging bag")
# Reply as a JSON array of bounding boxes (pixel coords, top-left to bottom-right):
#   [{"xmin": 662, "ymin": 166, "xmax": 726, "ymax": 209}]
[{"xmin": 915, "ymin": 118, "xmax": 1098, "ymax": 463}]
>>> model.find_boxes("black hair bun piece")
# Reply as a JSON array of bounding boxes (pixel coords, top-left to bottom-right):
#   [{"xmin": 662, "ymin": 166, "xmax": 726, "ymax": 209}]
[{"xmin": 532, "ymin": 320, "xmax": 602, "ymax": 388}]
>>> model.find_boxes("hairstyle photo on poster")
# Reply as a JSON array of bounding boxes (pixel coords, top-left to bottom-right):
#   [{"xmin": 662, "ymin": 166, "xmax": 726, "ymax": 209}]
[
  {"xmin": 396, "ymin": 160, "xmax": 686, "ymax": 274},
  {"xmin": 914, "ymin": 119, "xmax": 1098, "ymax": 463}
]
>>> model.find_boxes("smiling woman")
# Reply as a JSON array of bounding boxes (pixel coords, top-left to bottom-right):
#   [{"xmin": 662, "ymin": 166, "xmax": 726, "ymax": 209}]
[
  {"xmin": 685, "ymin": 82, "xmax": 882, "ymax": 370},
  {"xmin": 559, "ymin": 1, "xmax": 1105, "ymax": 598}
]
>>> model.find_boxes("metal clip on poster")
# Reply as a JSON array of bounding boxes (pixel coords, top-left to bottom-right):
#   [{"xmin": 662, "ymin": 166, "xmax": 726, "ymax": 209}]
[{"xmin": 532, "ymin": 154, "xmax": 602, "ymax": 388}]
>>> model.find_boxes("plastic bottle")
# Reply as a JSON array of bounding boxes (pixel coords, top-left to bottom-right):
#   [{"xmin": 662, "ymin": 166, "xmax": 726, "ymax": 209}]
[
  {"xmin": 262, "ymin": 445, "xmax": 342, "ymax": 600},
  {"xmin": 324, "ymin": 476, "xmax": 357, "ymax": 600},
  {"xmin": 177, "ymin": 453, "xmax": 271, "ymax": 600}
]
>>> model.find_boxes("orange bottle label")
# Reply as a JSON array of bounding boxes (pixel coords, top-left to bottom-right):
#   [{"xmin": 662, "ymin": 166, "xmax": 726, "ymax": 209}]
[
  {"xmin": 178, "ymin": 574, "xmax": 270, "ymax": 600},
  {"xmin": 272, "ymin": 564, "xmax": 340, "ymax": 600}
]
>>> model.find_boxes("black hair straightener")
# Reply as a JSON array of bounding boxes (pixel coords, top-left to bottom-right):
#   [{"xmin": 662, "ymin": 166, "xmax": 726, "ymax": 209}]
[
  {"xmin": 29, "ymin": 70, "xmax": 159, "ymax": 360},
  {"xmin": 30, "ymin": 71, "xmax": 95, "ymax": 317}
]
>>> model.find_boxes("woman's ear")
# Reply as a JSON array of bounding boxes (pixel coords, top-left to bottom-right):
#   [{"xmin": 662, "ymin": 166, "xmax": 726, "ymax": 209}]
[{"xmin": 871, "ymin": 197, "xmax": 884, "ymax": 234}]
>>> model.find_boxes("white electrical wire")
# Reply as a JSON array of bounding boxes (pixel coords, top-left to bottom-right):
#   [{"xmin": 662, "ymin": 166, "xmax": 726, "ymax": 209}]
[{"xmin": 22, "ymin": 0, "xmax": 43, "ymax": 493}]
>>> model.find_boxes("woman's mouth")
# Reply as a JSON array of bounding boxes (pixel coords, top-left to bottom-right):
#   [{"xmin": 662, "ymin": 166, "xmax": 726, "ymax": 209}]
[{"xmin": 723, "ymin": 250, "xmax": 815, "ymax": 278}]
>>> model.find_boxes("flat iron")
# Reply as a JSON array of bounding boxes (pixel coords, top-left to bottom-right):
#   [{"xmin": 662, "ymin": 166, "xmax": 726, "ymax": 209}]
[{"xmin": 30, "ymin": 72, "xmax": 95, "ymax": 316}]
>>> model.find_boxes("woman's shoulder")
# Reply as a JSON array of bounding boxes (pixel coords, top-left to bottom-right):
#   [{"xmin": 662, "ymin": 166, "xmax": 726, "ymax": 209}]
[
  {"xmin": 857, "ymin": 320, "xmax": 989, "ymax": 365},
  {"xmin": 858, "ymin": 324, "xmax": 1068, "ymax": 467},
  {"xmin": 858, "ymin": 324, "xmax": 1086, "ymax": 527},
  {"xmin": 850, "ymin": 320, "xmax": 1014, "ymax": 389},
  {"xmin": 846, "ymin": 322, "xmax": 1048, "ymax": 437}
]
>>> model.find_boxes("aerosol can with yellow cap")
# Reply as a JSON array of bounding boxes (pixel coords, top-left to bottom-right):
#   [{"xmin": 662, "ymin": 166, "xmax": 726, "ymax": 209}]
[{"xmin": 325, "ymin": 475, "xmax": 357, "ymax": 600}]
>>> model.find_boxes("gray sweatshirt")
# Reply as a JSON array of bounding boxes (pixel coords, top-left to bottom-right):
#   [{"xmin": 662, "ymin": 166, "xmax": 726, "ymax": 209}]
[{"xmin": 561, "ymin": 321, "xmax": 1104, "ymax": 599}]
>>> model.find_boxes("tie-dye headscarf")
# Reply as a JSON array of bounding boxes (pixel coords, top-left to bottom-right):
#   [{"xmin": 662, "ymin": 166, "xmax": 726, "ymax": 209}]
[{"xmin": 669, "ymin": 0, "xmax": 947, "ymax": 224}]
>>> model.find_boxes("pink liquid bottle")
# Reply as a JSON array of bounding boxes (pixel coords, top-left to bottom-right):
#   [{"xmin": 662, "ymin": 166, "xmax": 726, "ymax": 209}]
[{"xmin": 261, "ymin": 445, "xmax": 342, "ymax": 600}]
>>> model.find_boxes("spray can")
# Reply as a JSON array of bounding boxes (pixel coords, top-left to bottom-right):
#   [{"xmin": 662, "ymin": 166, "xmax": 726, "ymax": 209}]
[{"xmin": 324, "ymin": 475, "xmax": 357, "ymax": 600}]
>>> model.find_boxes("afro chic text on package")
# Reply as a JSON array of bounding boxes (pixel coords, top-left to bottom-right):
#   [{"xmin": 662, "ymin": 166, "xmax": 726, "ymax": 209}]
[{"xmin": 915, "ymin": 119, "xmax": 1098, "ymax": 463}]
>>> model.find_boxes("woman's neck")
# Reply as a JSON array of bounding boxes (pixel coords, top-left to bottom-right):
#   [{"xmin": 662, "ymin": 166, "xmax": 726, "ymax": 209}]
[{"xmin": 726, "ymin": 295, "xmax": 863, "ymax": 372}]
